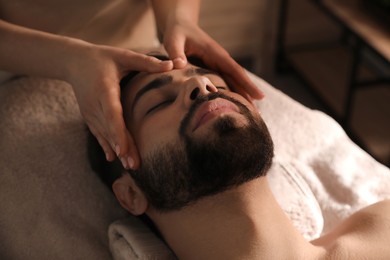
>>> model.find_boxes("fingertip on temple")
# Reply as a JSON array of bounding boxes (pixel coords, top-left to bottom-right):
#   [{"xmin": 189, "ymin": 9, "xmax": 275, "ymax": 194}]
[
  {"xmin": 173, "ymin": 57, "xmax": 187, "ymax": 69},
  {"xmin": 158, "ymin": 60, "xmax": 174, "ymax": 71}
]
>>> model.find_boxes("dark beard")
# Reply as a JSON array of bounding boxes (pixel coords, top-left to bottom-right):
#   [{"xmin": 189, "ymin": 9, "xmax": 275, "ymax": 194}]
[{"xmin": 128, "ymin": 93, "xmax": 274, "ymax": 212}]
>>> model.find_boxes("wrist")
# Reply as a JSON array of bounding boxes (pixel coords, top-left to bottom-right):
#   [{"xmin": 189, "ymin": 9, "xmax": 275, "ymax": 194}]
[
  {"xmin": 151, "ymin": 0, "xmax": 200, "ymax": 39},
  {"xmin": 61, "ymin": 38, "xmax": 96, "ymax": 84}
]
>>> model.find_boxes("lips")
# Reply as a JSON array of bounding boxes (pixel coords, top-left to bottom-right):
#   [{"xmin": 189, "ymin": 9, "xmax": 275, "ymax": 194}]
[{"xmin": 192, "ymin": 98, "xmax": 240, "ymax": 132}]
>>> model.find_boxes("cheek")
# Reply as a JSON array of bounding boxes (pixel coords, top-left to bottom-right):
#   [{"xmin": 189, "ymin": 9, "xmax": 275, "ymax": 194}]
[
  {"xmin": 225, "ymin": 92, "xmax": 261, "ymax": 121},
  {"xmin": 134, "ymin": 111, "xmax": 183, "ymax": 158},
  {"xmin": 226, "ymin": 92, "xmax": 257, "ymax": 111}
]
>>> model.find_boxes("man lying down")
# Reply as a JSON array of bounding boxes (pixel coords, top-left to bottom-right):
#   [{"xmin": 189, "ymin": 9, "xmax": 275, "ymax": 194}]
[{"xmin": 88, "ymin": 54, "xmax": 390, "ymax": 259}]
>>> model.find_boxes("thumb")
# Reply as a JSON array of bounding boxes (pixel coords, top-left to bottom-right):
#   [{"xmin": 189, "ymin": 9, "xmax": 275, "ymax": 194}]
[
  {"xmin": 164, "ymin": 32, "xmax": 187, "ymax": 69},
  {"xmin": 121, "ymin": 51, "xmax": 173, "ymax": 73}
]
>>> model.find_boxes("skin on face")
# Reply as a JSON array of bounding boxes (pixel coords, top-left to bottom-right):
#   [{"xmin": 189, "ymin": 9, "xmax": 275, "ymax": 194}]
[{"xmin": 121, "ymin": 63, "xmax": 260, "ymax": 160}]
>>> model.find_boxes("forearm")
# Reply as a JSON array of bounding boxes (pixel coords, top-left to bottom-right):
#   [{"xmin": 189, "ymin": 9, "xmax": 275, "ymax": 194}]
[
  {"xmin": 0, "ymin": 19, "xmax": 90, "ymax": 81},
  {"xmin": 150, "ymin": 0, "xmax": 201, "ymax": 35}
]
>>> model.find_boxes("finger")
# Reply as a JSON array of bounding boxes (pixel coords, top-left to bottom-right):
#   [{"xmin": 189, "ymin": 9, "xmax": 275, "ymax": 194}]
[
  {"xmin": 225, "ymin": 73, "xmax": 259, "ymax": 101},
  {"xmin": 99, "ymin": 86, "xmax": 141, "ymax": 170},
  {"xmin": 89, "ymin": 126, "xmax": 116, "ymax": 161},
  {"xmin": 205, "ymin": 47, "xmax": 264, "ymax": 99},
  {"xmin": 231, "ymin": 68, "xmax": 264, "ymax": 100},
  {"xmin": 99, "ymin": 86, "xmax": 130, "ymax": 162},
  {"xmin": 218, "ymin": 57, "xmax": 264, "ymax": 99},
  {"xmin": 97, "ymin": 135, "xmax": 116, "ymax": 162},
  {"xmin": 164, "ymin": 32, "xmax": 188, "ymax": 69},
  {"xmin": 121, "ymin": 51, "xmax": 173, "ymax": 73},
  {"xmin": 223, "ymin": 74, "xmax": 252, "ymax": 101},
  {"xmin": 125, "ymin": 130, "xmax": 141, "ymax": 170}
]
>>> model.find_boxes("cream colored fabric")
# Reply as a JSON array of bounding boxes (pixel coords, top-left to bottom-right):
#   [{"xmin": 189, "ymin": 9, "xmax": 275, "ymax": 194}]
[{"xmin": 109, "ymin": 218, "xmax": 176, "ymax": 260}]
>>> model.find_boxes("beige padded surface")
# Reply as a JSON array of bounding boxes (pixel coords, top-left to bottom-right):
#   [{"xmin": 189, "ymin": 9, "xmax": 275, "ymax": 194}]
[{"xmin": 0, "ymin": 77, "xmax": 128, "ymax": 260}]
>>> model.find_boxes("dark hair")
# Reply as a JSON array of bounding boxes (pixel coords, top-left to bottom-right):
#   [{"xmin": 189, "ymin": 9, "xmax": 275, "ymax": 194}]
[{"xmin": 86, "ymin": 129, "xmax": 123, "ymax": 191}]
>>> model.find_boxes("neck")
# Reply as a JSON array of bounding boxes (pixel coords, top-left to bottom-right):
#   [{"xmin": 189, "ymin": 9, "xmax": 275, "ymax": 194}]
[{"xmin": 147, "ymin": 177, "xmax": 322, "ymax": 260}]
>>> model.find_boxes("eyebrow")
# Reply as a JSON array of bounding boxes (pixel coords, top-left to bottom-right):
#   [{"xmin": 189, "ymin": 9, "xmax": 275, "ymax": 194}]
[
  {"xmin": 185, "ymin": 67, "xmax": 221, "ymax": 77},
  {"xmin": 131, "ymin": 67, "xmax": 221, "ymax": 114},
  {"xmin": 131, "ymin": 75, "xmax": 173, "ymax": 113}
]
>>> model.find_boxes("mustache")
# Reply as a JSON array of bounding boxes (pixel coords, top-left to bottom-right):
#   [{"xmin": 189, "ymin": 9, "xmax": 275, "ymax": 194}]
[{"xmin": 179, "ymin": 92, "xmax": 249, "ymax": 137}]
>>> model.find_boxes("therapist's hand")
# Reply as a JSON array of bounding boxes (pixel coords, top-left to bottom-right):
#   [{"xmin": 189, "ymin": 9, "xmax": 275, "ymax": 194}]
[
  {"xmin": 68, "ymin": 44, "xmax": 173, "ymax": 169},
  {"xmin": 162, "ymin": 21, "xmax": 264, "ymax": 101}
]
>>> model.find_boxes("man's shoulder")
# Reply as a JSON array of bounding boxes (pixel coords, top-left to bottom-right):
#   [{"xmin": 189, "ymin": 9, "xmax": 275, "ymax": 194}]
[
  {"xmin": 363, "ymin": 199, "xmax": 390, "ymax": 214},
  {"xmin": 314, "ymin": 200, "xmax": 390, "ymax": 259},
  {"xmin": 351, "ymin": 199, "xmax": 390, "ymax": 230},
  {"xmin": 332, "ymin": 199, "xmax": 390, "ymax": 234}
]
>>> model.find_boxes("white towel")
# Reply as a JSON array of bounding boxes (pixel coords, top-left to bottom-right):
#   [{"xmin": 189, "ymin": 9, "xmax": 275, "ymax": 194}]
[
  {"xmin": 109, "ymin": 218, "xmax": 176, "ymax": 260},
  {"xmin": 252, "ymin": 74, "xmax": 390, "ymax": 233}
]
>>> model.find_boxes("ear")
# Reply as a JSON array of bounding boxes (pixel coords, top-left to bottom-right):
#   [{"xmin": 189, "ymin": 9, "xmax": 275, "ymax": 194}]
[{"xmin": 112, "ymin": 174, "xmax": 148, "ymax": 215}]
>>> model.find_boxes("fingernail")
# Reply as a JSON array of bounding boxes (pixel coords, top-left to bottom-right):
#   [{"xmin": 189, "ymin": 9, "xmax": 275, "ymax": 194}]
[
  {"xmin": 160, "ymin": 60, "xmax": 173, "ymax": 67},
  {"xmin": 120, "ymin": 157, "xmax": 129, "ymax": 169},
  {"xmin": 127, "ymin": 156, "xmax": 134, "ymax": 169},
  {"xmin": 105, "ymin": 152, "xmax": 110, "ymax": 161},
  {"xmin": 160, "ymin": 59, "xmax": 172, "ymax": 64},
  {"xmin": 158, "ymin": 60, "xmax": 173, "ymax": 71},
  {"xmin": 115, "ymin": 144, "xmax": 120, "ymax": 156}
]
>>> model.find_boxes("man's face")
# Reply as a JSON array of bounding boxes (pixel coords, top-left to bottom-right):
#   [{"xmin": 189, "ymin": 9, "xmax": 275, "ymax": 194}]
[{"xmin": 121, "ymin": 63, "xmax": 273, "ymax": 211}]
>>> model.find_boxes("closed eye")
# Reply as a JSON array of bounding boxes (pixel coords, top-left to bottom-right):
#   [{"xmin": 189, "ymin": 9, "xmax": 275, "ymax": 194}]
[
  {"xmin": 146, "ymin": 99, "xmax": 174, "ymax": 115},
  {"xmin": 216, "ymin": 86, "xmax": 227, "ymax": 90}
]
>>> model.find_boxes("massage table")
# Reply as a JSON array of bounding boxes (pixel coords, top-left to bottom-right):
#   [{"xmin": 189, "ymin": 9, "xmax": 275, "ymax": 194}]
[{"xmin": 0, "ymin": 72, "xmax": 389, "ymax": 259}]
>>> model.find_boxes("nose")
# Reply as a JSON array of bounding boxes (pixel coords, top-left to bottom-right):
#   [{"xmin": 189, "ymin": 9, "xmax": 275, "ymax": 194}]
[{"xmin": 181, "ymin": 76, "xmax": 218, "ymax": 107}]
